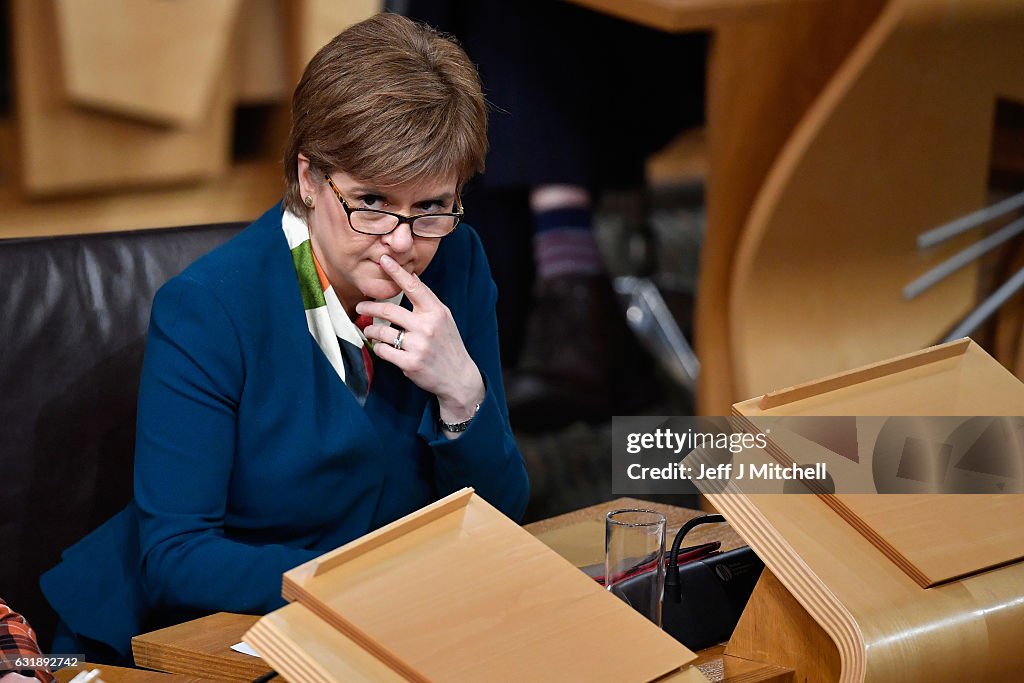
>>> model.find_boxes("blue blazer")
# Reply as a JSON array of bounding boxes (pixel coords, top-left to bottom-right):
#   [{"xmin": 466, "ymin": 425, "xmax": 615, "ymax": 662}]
[{"xmin": 41, "ymin": 204, "xmax": 529, "ymax": 657}]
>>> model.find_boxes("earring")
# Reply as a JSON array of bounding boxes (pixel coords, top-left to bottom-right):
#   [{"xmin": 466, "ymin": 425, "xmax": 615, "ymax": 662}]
[{"xmin": 304, "ymin": 195, "xmax": 314, "ymax": 208}]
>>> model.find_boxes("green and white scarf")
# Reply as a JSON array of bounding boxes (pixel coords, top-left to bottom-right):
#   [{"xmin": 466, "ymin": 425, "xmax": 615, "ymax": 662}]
[{"xmin": 282, "ymin": 209, "xmax": 401, "ymax": 386}]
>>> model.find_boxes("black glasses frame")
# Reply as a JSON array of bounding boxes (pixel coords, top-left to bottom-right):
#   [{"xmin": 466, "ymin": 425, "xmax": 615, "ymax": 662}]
[{"xmin": 324, "ymin": 174, "xmax": 463, "ymax": 238}]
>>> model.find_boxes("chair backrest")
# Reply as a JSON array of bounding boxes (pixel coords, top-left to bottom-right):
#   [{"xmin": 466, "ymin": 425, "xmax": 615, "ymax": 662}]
[{"xmin": 0, "ymin": 222, "xmax": 244, "ymax": 646}]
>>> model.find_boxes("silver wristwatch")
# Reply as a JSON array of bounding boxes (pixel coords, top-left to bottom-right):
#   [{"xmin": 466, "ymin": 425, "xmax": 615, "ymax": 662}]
[{"xmin": 439, "ymin": 402, "xmax": 481, "ymax": 433}]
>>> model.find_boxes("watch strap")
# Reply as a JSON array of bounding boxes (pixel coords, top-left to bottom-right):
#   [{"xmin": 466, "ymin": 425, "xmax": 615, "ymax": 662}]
[{"xmin": 439, "ymin": 402, "xmax": 481, "ymax": 433}]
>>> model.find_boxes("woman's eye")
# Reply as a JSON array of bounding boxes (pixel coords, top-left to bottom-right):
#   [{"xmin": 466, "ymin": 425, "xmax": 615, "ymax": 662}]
[
  {"xmin": 417, "ymin": 201, "xmax": 444, "ymax": 212},
  {"xmin": 358, "ymin": 194, "xmax": 384, "ymax": 208}
]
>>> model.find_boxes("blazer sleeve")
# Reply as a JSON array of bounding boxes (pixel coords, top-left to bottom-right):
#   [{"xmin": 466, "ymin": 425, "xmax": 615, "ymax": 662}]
[
  {"xmin": 417, "ymin": 230, "xmax": 530, "ymax": 521},
  {"xmin": 134, "ymin": 276, "xmax": 319, "ymax": 614}
]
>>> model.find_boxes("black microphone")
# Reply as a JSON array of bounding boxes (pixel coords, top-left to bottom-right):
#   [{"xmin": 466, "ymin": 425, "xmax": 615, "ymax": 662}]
[{"xmin": 664, "ymin": 514, "xmax": 725, "ymax": 603}]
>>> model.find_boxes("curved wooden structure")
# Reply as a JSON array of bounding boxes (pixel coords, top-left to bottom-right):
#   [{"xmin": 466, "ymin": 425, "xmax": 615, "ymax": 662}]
[
  {"xmin": 565, "ymin": 0, "xmax": 886, "ymax": 414},
  {"xmin": 729, "ymin": 0, "xmax": 1024, "ymax": 399},
  {"xmin": 704, "ymin": 340, "xmax": 1024, "ymax": 682},
  {"xmin": 715, "ymin": 493, "xmax": 1024, "ymax": 682}
]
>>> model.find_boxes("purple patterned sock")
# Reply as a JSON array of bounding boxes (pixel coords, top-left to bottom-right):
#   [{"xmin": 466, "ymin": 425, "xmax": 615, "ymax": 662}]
[{"xmin": 533, "ymin": 207, "xmax": 604, "ymax": 280}]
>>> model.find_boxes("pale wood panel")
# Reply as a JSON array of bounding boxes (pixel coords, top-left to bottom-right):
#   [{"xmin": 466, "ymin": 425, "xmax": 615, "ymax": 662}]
[
  {"xmin": 689, "ymin": 646, "xmax": 793, "ymax": 683},
  {"xmin": 712, "ymin": 339, "xmax": 1024, "ymax": 681},
  {"xmin": 0, "ymin": 161, "xmax": 282, "ymax": 238},
  {"xmin": 55, "ymin": 664, "xmax": 219, "ymax": 682},
  {"xmin": 709, "ymin": 489, "xmax": 1024, "ymax": 683},
  {"xmin": 233, "ymin": 0, "xmax": 291, "ymax": 104},
  {"xmin": 135, "ymin": 498, "xmax": 775, "ymax": 683},
  {"xmin": 647, "ymin": 127, "xmax": 708, "ymax": 188},
  {"xmin": 134, "ymin": 613, "xmax": 264, "ymax": 682},
  {"xmin": 54, "ymin": 0, "xmax": 242, "ymax": 127},
  {"xmin": 727, "ymin": 570, "xmax": 838, "ymax": 682},
  {"xmin": 245, "ymin": 604, "xmax": 405, "ymax": 683},
  {"xmin": 658, "ymin": 667, "xmax": 713, "ymax": 683},
  {"xmin": 11, "ymin": 0, "xmax": 235, "ymax": 196},
  {"xmin": 132, "ymin": 612, "xmax": 272, "ymax": 682},
  {"xmin": 695, "ymin": 0, "xmax": 886, "ymax": 413},
  {"xmin": 729, "ymin": 0, "xmax": 1024, "ymax": 400},
  {"xmin": 832, "ymin": 493, "xmax": 1024, "ymax": 587},
  {"xmin": 736, "ymin": 340, "xmax": 1024, "ymax": 587},
  {"xmin": 255, "ymin": 605, "xmax": 716, "ymax": 683},
  {"xmin": 286, "ymin": 0, "xmax": 382, "ymax": 82},
  {"xmin": 281, "ymin": 491, "xmax": 696, "ymax": 683},
  {"xmin": 736, "ymin": 340, "xmax": 1021, "ymax": 417}
]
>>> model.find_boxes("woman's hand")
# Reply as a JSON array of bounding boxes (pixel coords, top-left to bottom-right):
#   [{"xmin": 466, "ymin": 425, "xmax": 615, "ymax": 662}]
[{"xmin": 356, "ymin": 255, "xmax": 485, "ymax": 427}]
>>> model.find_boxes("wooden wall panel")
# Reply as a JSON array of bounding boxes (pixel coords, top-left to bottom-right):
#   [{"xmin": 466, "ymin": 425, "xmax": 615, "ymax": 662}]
[
  {"xmin": 233, "ymin": 0, "xmax": 291, "ymax": 105},
  {"xmin": 11, "ymin": 0, "xmax": 235, "ymax": 196},
  {"xmin": 286, "ymin": 0, "xmax": 382, "ymax": 82},
  {"xmin": 54, "ymin": 0, "xmax": 242, "ymax": 127}
]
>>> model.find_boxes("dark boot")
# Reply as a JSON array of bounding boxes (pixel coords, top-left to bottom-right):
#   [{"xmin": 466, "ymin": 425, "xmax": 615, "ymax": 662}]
[{"xmin": 505, "ymin": 273, "xmax": 656, "ymax": 431}]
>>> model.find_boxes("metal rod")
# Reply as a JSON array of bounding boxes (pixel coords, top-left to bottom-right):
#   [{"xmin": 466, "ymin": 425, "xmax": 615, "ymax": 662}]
[
  {"xmin": 917, "ymin": 190, "xmax": 1024, "ymax": 249},
  {"xmin": 943, "ymin": 265, "xmax": 1024, "ymax": 342},
  {"xmin": 636, "ymin": 278, "xmax": 701, "ymax": 384},
  {"xmin": 905, "ymin": 215, "xmax": 1024, "ymax": 299},
  {"xmin": 614, "ymin": 276, "xmax": 700, "ymax": 391}
]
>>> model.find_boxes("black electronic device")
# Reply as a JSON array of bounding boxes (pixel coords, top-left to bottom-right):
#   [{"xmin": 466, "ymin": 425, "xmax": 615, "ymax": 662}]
[
  {"xmin": 607, "ymin": 515, "xmax": 763, "ymax": 651},
  {"xmin": 609, "ymin": 545, "xmax": 764, "ymax": 651}
]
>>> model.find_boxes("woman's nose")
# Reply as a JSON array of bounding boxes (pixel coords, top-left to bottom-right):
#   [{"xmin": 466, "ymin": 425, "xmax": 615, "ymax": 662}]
[{"xmin": 382, "ymin": 220, "xmax": 415, "ymax": 252}]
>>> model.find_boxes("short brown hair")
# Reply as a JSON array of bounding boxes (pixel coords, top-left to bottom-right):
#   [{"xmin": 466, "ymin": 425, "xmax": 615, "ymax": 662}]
[{"xmin": 284, "ymin": 13, "xmax": 488, "ymax": 216}]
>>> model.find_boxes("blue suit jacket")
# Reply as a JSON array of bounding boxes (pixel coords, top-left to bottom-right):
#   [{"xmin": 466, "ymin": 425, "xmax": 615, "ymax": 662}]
[{"xmin": 41, "ymin": 204, "xmax": 529, "ymax": 656}]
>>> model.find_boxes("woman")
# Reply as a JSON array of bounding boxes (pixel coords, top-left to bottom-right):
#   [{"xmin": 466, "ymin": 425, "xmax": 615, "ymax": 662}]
[{"xmin": 42, "ymin": 13, "xmax": 529, "ymax": 661}]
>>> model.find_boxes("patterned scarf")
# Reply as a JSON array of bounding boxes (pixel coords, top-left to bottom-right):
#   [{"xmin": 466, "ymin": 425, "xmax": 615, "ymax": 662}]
[{"xmin": 281, "ymin": 209, "xmax": 402, "ymax": 392}]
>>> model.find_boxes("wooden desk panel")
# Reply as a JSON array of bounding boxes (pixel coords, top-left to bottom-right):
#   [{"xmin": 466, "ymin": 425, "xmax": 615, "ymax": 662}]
[
  {"xmin": 278, "ymin": 492, "xmax": 695, "ymax": 683},
  {"xmin": 55, "ymin": 664, "xmax": 218, "ymax": 682},
  {"xmin": 133, "ymin": 498, "xmax": 785, "ymax": 682},
  {"xmin": 735, "ymin": 340, "xmax": 1024, "ymax": 589},
  {"xmin": 131, "ymin": 612, "xmax": 271, "ymax": 682}
]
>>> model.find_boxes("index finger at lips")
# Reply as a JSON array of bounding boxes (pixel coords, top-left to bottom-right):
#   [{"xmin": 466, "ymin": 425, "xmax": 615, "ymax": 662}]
[{"xmin": 379, "ymin": 254, "xmax": 437, "ymax": 309}]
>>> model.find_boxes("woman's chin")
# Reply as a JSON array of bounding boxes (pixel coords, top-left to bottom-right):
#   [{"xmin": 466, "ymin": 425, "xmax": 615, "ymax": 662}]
[{"xmin": 360, "ymin": 281, "xmax": 402, "ymax": 301}]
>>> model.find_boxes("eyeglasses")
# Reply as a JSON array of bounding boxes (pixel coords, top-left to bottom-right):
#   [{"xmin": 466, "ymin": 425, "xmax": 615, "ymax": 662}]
[{"xmin": 325, "ymin": 175, "xmax": 463, "ymax": 238}]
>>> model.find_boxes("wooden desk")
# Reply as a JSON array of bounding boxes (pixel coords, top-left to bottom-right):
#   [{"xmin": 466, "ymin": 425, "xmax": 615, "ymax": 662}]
[
  {"xmin": 131, "ymin": 498, "xmax": 788, "ymax": 682},
  {"xmin": 54, "ymin": 663, "xmax": 218, "ymax": 682},
  {"xmin": 565, "ymin": 0, "xmax": 886, "ymax": 413}
]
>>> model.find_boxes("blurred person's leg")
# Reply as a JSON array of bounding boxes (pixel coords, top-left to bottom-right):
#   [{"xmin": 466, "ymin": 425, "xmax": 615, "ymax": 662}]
[{"xmin": 401, "ymin": 1, "xmax": 706, "ymax": 426}]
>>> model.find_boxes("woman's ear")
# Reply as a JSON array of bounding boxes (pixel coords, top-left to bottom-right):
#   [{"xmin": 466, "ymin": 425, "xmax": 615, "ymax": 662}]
[{"xmin": 297, "ymin": 153, "xmax": 315, "ymax": 198}]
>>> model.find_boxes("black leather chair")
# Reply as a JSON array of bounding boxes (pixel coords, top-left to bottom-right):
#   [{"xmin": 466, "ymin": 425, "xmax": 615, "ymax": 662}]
[{"xmin": 0, "ymin": 222, "xmax": 245, "ymax": 647}]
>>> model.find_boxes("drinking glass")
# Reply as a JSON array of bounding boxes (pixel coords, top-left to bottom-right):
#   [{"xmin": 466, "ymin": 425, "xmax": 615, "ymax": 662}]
[{"xmin": 604, "ymin": 508, "xmax": 666, "ymax": 627}]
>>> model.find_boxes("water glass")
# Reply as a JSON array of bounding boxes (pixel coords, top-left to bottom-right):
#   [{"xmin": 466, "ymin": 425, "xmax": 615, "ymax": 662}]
[{"xmin": 604, "ymin": 508, "xmax": 666, "ymax": 627}]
